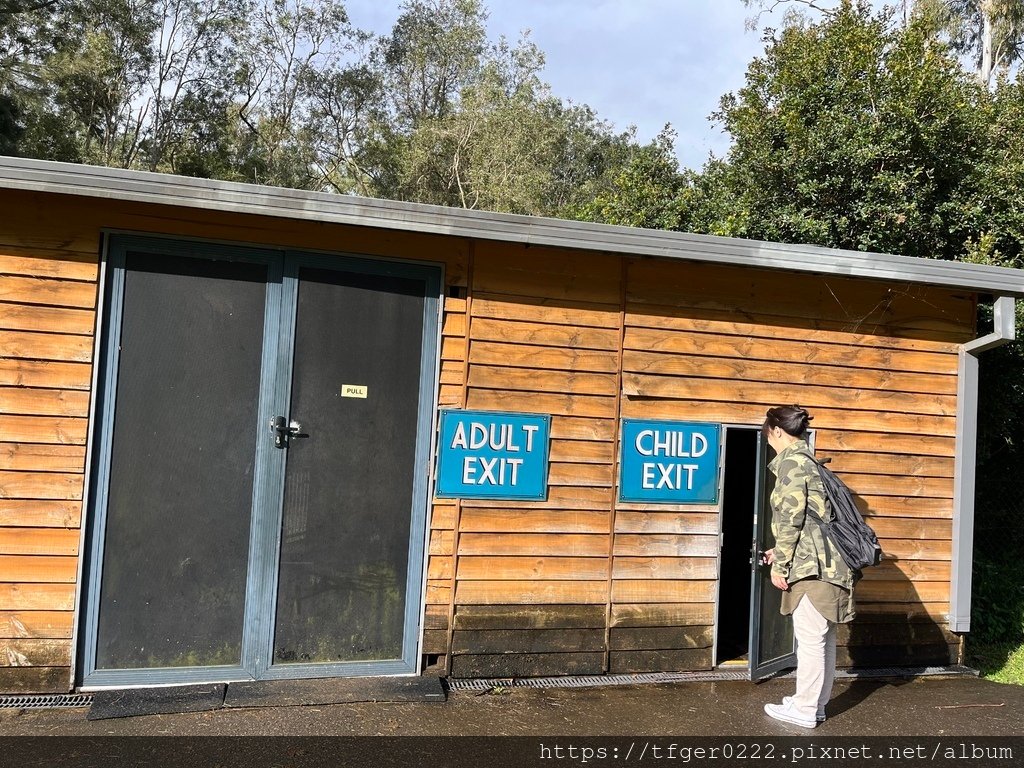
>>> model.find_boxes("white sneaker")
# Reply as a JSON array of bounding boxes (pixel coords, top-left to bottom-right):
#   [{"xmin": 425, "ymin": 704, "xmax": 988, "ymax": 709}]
[
  {"xmin": 783, "ymin": 696, "xmax": 826, "ymax": 722},
  {"xmin": 764, "ymin": 701, "xmax": 818, "ymax": 728}
]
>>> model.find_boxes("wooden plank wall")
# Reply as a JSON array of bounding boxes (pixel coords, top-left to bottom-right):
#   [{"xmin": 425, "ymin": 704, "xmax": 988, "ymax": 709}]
[
  {"xmin": 442, "ymin": 243, "xmax": 624, "ymax": 677},
  {"xmin": 0, "ymin": 195, "xmax": 97, "ymax": 694},
  {"xmin": 620, "ymin": 259, "xmax": 970, "ymax": 670},
  {"xmin": 0, "ymin": 186, "xmax": 974, "ymax": 689},
  {"xmin": 0, "ymin": 189, "xmax": 469, "ymax": 692},
  {"xmin": 440, "ymin": 245, "xmax": 974, "ymax": 676}
]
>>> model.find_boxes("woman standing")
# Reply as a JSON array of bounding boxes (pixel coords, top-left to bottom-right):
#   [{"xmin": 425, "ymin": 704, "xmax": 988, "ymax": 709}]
[{"xmin": 761, "ymin": 405, "xmax": 855, "ymax": 729}]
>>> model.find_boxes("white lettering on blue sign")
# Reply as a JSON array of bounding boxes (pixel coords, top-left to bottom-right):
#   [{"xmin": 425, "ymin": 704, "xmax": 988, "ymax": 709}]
[
  {"xmin": 620, "ymin": 420, "xmax": 720, "ymax": 504},
  {"xmin": 450, "ymin": 421, "xmax": 539, "ymax": 454},
  {"xmin": 634, "ymin": 429, "xmax": 708, "ymax": 459},
  {"xmin": 641, "ymin": 462, "xmax": 700, "ymax": 490},
  {"xmin": 436, "ymin": 411, "xmax": 550, "ymax": 500},
  {"xmin": 462, "ymin": 456, "xmax": 524, "ymax": 486}
]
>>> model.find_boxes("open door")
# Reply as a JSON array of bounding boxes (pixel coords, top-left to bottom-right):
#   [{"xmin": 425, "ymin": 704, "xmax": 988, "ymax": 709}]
[{"xmin": 748, "ymin": 434, "xmax": 797, "ymax": 680}]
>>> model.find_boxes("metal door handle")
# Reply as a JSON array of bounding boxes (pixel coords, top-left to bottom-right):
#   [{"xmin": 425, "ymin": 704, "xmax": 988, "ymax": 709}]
[{"xmin": 270, "ymin": 416, "xmax": 303, "ymax": 448}]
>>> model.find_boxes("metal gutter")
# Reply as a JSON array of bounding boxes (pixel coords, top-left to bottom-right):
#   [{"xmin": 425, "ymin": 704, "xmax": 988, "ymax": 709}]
[
  {"xmin": 950, "ymin": 296, "xmax": 1016, "ymax": 633},
  {"xmin": 3, "ymin": 156, "xmax": 1024, "ymax": 296}
]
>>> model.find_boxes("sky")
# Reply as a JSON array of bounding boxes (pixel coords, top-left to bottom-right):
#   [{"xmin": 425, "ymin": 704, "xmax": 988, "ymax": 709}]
[{"xmin": 343, "ymin": 1, "xmax": 775, "ymax": 171}]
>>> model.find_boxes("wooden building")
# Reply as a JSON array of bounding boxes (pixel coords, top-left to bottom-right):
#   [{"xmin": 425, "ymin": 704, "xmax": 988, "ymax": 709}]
[{"xmin": 1, "ymin": 157, "xmax": 1021, "ymax": 694}]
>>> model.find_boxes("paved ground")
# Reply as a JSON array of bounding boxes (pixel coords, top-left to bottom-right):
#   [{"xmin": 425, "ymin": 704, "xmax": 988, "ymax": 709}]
[{"xmin": 0, "ymin": 676, "xmax": 1021, "ymax": 736}]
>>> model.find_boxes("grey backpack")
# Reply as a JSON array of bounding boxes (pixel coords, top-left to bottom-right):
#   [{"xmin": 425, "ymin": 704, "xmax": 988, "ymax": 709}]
[{"xmin": 806, "ymin": 457, "xmax": 883, "ymax": 574}]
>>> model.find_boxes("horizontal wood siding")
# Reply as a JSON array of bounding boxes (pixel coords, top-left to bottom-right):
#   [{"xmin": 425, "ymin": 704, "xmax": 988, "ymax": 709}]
[
  {"xmin": 619, "ymin": 259, "xmax": 970, "ymax": 671},
  {"xmin": 0, "ymin": 187, "xmax": 975, "ymax": 685},
  {"xmin": 445, "ymin": 250, "xmax": 973, "ymax": 675},
  {"xmin": 449, "ymin": 244, "xmax": 621, "ymax": 676},
  {"xmin": 0, "ymin": 196, "xmax": 99, "ymax": 692}
]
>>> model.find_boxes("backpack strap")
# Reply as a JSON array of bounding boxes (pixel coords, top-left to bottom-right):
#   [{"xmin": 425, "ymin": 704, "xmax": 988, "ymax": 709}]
[{"xmin": 802, "ymin": 456, "xmax": 835, "ymax": 569}]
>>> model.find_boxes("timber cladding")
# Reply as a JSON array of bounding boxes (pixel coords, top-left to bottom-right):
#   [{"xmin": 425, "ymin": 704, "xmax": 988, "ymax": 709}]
[
  {"xmin": 434, "ymin": 241, "xmax": 970, "ymax": 678},
  {"xmin": 0, "ymin": 193, "xmax": 98, "ymax": 694},
  {"xmin": 0, "ymin": 187, "xmax": 972, "ymax": 691}
]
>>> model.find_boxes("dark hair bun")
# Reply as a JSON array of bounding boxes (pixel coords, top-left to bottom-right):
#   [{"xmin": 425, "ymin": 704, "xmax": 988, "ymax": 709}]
[{"xmin": 763, "ymin": 404, "xmax": 812, "ymax": 438}]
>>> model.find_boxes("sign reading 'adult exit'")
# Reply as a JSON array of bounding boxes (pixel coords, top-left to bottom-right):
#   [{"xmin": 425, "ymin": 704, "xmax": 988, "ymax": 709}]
[
  {"xmin": 436, "ymin": 410, "xmax": 551, "ymax": 500},
  {"xmin": 619, "ymin": 420, "xmax": 721, "ymax": 504}
]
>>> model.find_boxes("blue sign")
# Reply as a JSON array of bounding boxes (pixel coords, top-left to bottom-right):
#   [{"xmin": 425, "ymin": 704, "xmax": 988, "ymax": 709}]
[
  {"xmin": 436, "ymin": 410, "xmax": 551, "ymax": 500},
  {"xmin": 619, "ymin": 420, "xmax": 721, "ymax": 504}
]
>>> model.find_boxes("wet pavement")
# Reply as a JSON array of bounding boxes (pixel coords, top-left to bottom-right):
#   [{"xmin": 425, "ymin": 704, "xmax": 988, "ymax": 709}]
[{"xmin": 0, "ymin": 676, "xmax": 1020, "ymax": 736}]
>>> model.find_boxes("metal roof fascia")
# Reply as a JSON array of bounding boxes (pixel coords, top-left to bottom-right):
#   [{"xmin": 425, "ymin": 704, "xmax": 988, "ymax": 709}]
[{"xmin": 3, "ymin": 156, "xmax": 1024, "ymax": 297}]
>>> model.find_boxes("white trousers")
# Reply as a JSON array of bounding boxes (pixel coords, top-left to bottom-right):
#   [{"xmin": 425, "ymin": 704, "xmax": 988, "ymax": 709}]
[{"xmin": 790, "ymin": 594, "xmax": 837, "ymax": 719}]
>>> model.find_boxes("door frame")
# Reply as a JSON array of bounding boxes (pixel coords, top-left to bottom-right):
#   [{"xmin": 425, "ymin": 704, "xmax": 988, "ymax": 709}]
[
  {"xmin": 747, "ymin": 429, "xmax": 798, "ymax": 679},
  {"xmin": 711, "ymin": 423, "xmax": 800, "ymax": 678},
  {"xmin": 77, "ymin": 233, "xmax": 443, "ymax": 689}
]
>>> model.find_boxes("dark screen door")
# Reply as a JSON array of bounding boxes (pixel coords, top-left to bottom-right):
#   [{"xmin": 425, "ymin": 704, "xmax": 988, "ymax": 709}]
[
  {"xmin": 749, "ymin": 435, "xmax": 797, "ymax": 680},
  {"xmin": 93, "ymin": 251, "xmax": 270, "ymax": 673},
  {"xmin": 83, "ymin": 238, "xmax": 438, "ymax": 687},
  {"xmin": 273, "ymin": 265, "xmax": 426, "ymax": 666}
]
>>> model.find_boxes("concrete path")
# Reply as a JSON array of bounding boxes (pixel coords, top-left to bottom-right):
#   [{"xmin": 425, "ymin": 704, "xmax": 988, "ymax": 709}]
[{"xmin": 1, "ymin": 676, "xmax": 1020, "ymax": 736}]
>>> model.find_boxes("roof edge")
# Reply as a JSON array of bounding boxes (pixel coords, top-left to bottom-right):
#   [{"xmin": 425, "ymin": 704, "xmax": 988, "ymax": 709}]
[{"xmin": 3, "ymin": 156, "xmax": 1024, "ymax": 297}]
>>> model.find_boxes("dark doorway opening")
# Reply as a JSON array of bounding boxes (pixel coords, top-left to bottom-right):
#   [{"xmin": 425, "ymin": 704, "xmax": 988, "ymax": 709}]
[{"xmin": 715, "ymin": 427, "xmax": 760, "ymax": 666}]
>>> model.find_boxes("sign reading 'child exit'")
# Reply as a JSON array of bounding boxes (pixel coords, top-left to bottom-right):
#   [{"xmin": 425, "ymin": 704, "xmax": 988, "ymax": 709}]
[
  {"xmin": 618, "ymin": 419, "xmax": 721, "ymax": 504},
  {"xmin": 435, "ymin": 410, "xmax": 551, "ymax": 500}
]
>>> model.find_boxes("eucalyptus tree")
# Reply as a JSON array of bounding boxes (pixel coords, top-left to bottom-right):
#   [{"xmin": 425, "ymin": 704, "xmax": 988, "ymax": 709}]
[
  {"xmin": 230, "ymin": 0, "xmax": 366, "ymax": 189},
  {"xmin": 917, "ymin": 0, "xmax": 1024, "ymax": 85},
  {"xmin": 0, "ymin": 0, "xmax": 158, "ymax": 164},
  {"xmin": 744, "ymin": 0, "xmax": 1023, "ymax": 84},
  {"xmin": 140, "ymin": 0, "xmax": 248, "ymax": 173}
]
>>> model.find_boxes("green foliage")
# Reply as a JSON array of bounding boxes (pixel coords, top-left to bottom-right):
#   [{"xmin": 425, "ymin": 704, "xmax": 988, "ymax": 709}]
[
  {"xmin": 971, "ymin": 555, "xmax": 1024, "ymax": 642},
  {"xmin": 971, "ymin": 642, "xmax": 1024, "ymax": 685},
  {"xmin": 959, "ymin": 78, "xmax": 1024, "ymax": 268},
  {"xmin": 567, "ymin": 128, "xmax": 689, "ymax": 229},
  {"xmin": 0, "ymin": 92, "xmax": 21, "ymax": 153},
  {"xmin": 710, "ymin": 3, "xmax": 987, "ymax": 259},
  {"xmin": 1, "ymin": 0, "xmax": 650, "ymax": 214},
  {"xmin": 915, "ymin": 0, "xmax": 1024, "ymax": 85},
  {"xmin": 965, "ymin": 553, "xmax": 1024, "ymax": 684},
  {"xmin": 377, "ymin": 0, "xmax": 487, "ymax": 128},
  {"xmin": 362, "ymin": 1, "xmax": 638, "ymax": 215}
]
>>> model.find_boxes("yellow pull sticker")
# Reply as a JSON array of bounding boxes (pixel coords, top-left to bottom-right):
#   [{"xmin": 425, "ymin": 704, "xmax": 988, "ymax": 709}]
[{"xmin": 341, "ymin": 385, "xmax": 368, "ymax": 399}]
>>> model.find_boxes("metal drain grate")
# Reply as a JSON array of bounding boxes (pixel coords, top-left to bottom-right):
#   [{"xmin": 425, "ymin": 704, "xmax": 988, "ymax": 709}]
[
  {"xmin": 448, "ymin": 665, "xmax": 975, "ymax": 692},
  {"xmin": 0, "ymin": 693, "xmax": 94, "ymax": 709},
  {"xmin": 449, "ymin": 670, "xmax": 748, "ymax": 691}
]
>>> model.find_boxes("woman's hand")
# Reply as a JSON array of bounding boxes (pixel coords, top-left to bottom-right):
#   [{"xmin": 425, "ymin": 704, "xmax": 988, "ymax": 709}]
[{"xmin": 762, "ymin": 550, "xmax": 787, "ymax": 589}]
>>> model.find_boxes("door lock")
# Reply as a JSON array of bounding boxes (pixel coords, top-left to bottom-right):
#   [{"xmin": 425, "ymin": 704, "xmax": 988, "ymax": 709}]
[{"xmin": 270, "ymin": 416, "xmax": 303, "ymax": 448}]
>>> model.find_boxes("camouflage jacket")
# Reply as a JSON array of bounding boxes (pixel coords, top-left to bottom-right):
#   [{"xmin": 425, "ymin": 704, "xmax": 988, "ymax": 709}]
[{"xmin": 768, "ymin": 439, "xmax": 856, "ymax": 593}]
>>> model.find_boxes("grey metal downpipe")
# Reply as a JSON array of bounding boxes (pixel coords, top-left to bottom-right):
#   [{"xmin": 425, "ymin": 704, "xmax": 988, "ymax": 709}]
[{"xmin": 950, "ymin": 295, "xmax": 1016, "ymax": 632}]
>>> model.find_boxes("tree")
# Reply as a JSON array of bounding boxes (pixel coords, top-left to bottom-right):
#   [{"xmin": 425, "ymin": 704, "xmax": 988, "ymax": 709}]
[
  {"xmin": 231, "ymin": 0, "xmax": 365, "ymax": 189},
  {"xmin": 369, "ymin": 33, "xmax": 549, "ymax": 211},
  {"xmin": 708, "ymin": 2, "xmax": 987, "ymax": 261},
  {"xmin": 363, "ymin": 0, "xmax": 640, "ymax": 215},
  {"xmin": 376, "ymin": 0, "xmax": 486, "ymax": 129},
  {"xmin": 917, "ymin": 0, "xmax": 1024, "ymax": 86},
  {"xmin": 41, "ymin": 0, "xmax": 159, "ymax": 167},
  {"xmin": 567, "ymin": 128, "xmax": 689, "ymax": 230},
  {"xmin": 1, "ymin": 0, "xmax": 658, "ymax": 212},
  {"xmin": 140, "ymin": 0, "xmax": 247, "ymax": 174},
  {"xmin": 745, "ymin": 0, "xmax": 1024, "ymax": 84}
]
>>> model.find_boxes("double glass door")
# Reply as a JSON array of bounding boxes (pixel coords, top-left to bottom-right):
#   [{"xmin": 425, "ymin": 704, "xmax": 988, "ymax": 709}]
[{"xmin": 80, "ymin": 235, "xmax": 440, "ymax": 687}]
